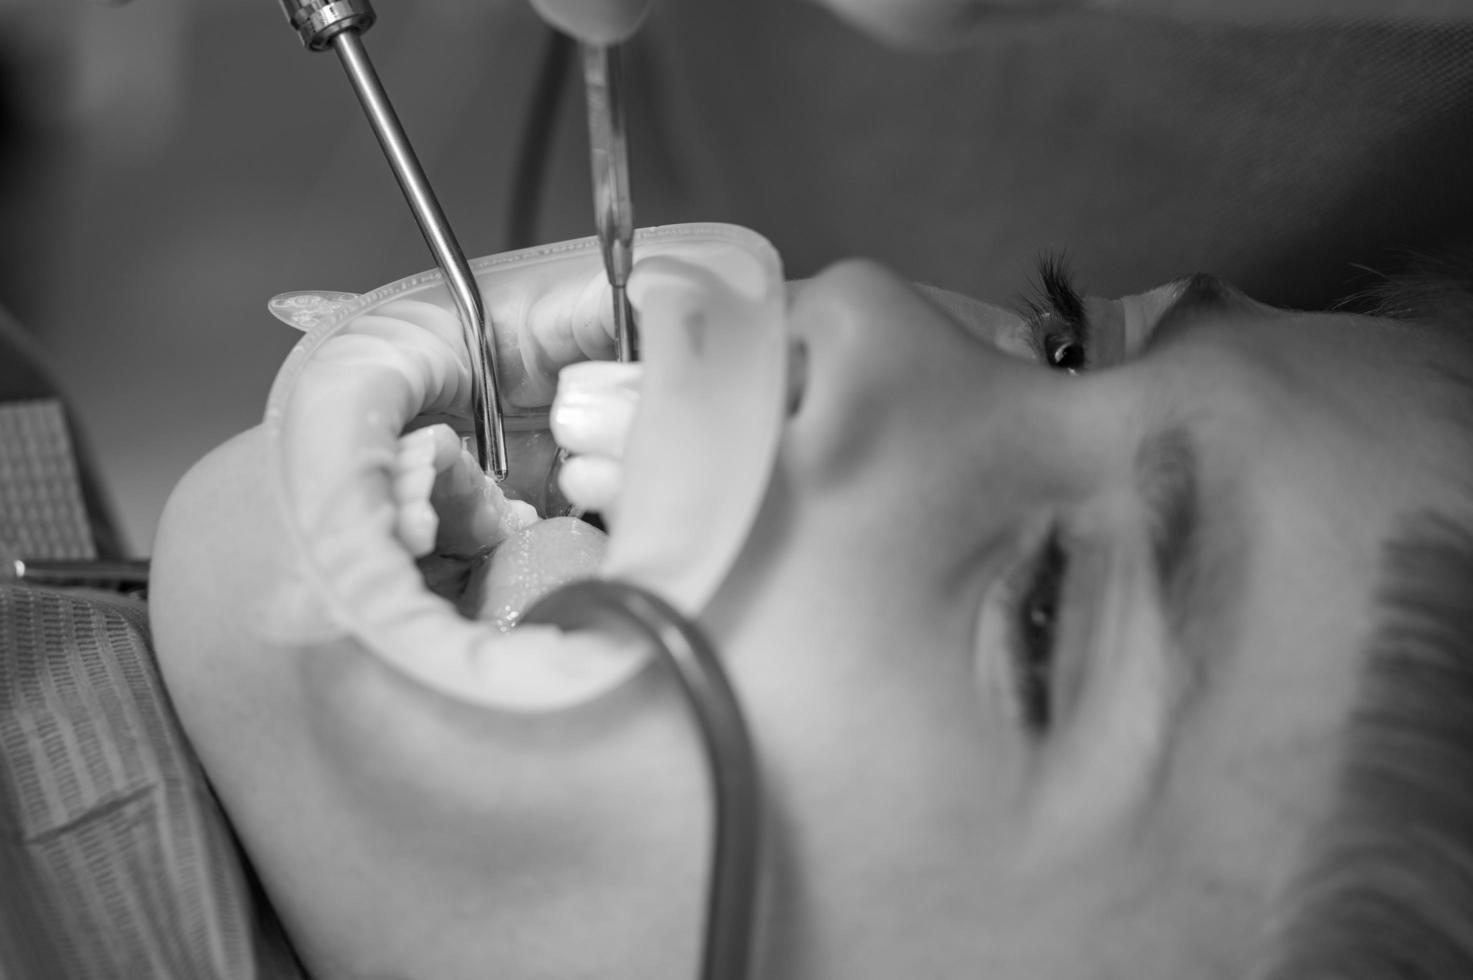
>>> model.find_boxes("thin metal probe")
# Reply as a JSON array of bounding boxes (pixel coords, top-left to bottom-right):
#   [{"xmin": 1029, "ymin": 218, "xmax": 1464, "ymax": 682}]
[
  {"xmin": 278, "ymin": 0, "xmax": 509, "ymax": 480},
  {"xmin": 6, "ymin": 557, "xmax": 150, "ymax": 590},
  {"xmin": 524, "ymin": 579, "xmax": 761, "ymax": 980},
  {"xmin": 581, "ymin": 43, "xmax": 638, "ymax": 363},
  {"xmin": 331, "ymin": 32, "xmax": 509, "ymax": 480}
]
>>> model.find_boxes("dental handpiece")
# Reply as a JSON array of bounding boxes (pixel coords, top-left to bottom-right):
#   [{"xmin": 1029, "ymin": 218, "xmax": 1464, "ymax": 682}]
[
  {"xmin": 582, "ymin": 42, "xmax": 638, "ymax": 362},
  {"xmin": 278, "ymin": 0, "xmax": 511, "ymax": 482}
]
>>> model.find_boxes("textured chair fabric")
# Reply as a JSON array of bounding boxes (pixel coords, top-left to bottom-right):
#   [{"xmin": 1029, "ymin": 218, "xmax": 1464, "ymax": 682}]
[
  {"xmin": 0, "ymin": 315, "xmax": 302, "ymax": 976},
  {"xmin": 0, "ymin": 585, "xmax": 306, "ymax": 979},
  {"xmin": 0, "ymin": 304, "xmax": 126, "ymax": 560},
  {"xmin": 0, "ymin": 399, "xmax": 96, "ymax": 561}
]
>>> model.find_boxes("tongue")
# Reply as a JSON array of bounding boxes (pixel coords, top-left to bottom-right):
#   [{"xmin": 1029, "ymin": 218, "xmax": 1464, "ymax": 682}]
[{"xmin": 465, "ymin": 517, "xmax": 609, "ymax": 629}]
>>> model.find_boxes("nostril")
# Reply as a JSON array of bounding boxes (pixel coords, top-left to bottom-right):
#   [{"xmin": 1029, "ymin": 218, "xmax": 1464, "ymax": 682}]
[{"xmin": 786, "ymin": 340, "xmax": 809, "ymax": 417}]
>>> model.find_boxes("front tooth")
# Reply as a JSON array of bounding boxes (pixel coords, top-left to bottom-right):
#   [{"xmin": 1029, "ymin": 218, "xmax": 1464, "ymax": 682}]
[
  {"xmin": 557, "ymin": 455, "xmax": 622, "ymax": 514},
  {"xmin": 550, "ymin": 360, "xmax": 643, "ymax": 513},
  {"xmin": 551, "ymin": 361, "xmax": 642, "ymax": 457}
]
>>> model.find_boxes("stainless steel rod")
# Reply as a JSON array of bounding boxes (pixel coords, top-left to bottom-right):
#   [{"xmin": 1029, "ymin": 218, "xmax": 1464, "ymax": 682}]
[
  {"xmin": 332, "ymin": 30, "xmax": 509, "ymax": 481},
  {"xmin": 582, "ymin": 43, "xmax": 638, "ymax": 363}
]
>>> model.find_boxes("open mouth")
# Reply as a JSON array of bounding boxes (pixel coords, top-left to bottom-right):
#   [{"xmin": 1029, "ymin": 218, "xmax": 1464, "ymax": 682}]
[{"xmin": 263, "ymin": 224, "xmax": 787, "ymax": 711}]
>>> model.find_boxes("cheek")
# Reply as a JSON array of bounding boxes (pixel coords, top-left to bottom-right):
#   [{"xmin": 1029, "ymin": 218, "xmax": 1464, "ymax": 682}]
[
  {"xmin": 698, "ymin": 484, "xmax": 1083, "ymax": 974},
  {"xmin": 760, "ymin": 267, "xmax": 1133, "ymax": 625}
]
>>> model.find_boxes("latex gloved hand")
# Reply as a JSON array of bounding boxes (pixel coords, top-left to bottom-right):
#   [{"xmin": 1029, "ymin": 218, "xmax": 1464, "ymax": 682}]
[{"xmin": 527, "ymin": 0, "xmax": 655, "ymax": 43}]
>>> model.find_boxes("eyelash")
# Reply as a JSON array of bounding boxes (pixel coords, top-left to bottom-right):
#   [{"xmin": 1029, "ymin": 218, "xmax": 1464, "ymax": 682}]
[
  {"xmin": 1020, "ymin": 252, "xmax": 1091, "ymax": 374},
  {"xmin": 996, "ymin": 254, "xmax": 1085, "ymax": 734},
  {"xmin": 1003, "ymin": 524, "xmax": 1069, "ymax": 735}
]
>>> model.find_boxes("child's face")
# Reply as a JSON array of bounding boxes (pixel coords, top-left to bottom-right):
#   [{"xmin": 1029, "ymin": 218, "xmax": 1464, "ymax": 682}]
[
  {"xmin": 154, "ymin": 247, "xmax": 1466, "ymax": 979},
  {"xmin": 519, "ymin": 261, "xmax": 1443, "ymax": 977}
]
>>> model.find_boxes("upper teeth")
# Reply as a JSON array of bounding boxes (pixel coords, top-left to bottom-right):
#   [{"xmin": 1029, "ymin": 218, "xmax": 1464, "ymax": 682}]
[{"xmin": 550, "ymin": 360, "xmax": 644, "ymax": 514}]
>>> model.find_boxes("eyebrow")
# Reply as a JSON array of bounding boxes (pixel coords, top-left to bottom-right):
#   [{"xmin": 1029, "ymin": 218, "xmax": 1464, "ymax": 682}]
[{"xmin": 1133, "ymin": 425, "xmax": 1246, "ymax": 699}]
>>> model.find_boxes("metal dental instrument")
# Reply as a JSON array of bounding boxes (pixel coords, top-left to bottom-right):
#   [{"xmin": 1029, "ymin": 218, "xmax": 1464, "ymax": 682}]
[
  {"xmin": 279, "ymin": 0, "xmax": 510, "ymax": 481},
  {"xmin": 523, "ymin": 580, "xmax": 761, "ymax": 980},
  {"xmin": 6, "ymin": 556, "xmax": 150, "ymax": 591},
  {"xmin": 581, "ymin": 43, "xmax": 639, "ymax": 363}
]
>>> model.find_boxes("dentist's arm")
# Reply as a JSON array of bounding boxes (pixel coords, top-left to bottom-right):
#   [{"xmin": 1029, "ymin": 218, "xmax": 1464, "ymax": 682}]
[
  {"xmin": 810, "ymin": 0, "xmax": 1473, "ymax": 47},
  {"xmin": 1088, "ymin": 0, "xmax": 1473, "ymax": 24}
]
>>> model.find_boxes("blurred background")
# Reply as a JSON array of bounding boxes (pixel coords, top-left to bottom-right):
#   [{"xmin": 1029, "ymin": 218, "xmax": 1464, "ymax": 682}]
[
  {"xmin": 3, "ymin": 0, "xmax": 1472, "ymax": 553},
  {"xmin": 0, "ymin": 0, "xmax": 561, "ymax": 554}
]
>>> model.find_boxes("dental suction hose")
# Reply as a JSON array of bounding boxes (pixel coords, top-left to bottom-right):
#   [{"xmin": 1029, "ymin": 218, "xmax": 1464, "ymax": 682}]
[
  {"xmin": 524, "ymin": 579, "xmax": 762, "ymax": 980},
  {"xmin": 278, "ymin": 0, "xmax": 511, "ymax": 482}
]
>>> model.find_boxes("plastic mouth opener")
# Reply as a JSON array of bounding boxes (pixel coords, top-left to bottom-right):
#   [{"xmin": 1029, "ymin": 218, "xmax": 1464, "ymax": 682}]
[{"xmin": 278, "ymin": 0, "xmax": 510, "ymax": 482}]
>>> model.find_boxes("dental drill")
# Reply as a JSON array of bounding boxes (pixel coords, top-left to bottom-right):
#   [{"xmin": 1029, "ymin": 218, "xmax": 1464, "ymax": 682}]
[{"xmin": 278, "ymin": 0, "xmax": 511, "ymax": 482}]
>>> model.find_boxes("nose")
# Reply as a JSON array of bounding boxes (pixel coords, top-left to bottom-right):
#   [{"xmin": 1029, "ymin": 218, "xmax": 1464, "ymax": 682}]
[{"xmin": 780, "ymin": 259, "xmax": 1089, "ymax": 523}]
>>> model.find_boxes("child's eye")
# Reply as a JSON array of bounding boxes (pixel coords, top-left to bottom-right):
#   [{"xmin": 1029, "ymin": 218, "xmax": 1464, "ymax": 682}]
[
  {"xmin": 1017, "ymin": 252, "xmax": 1093, "ymax": 374},
  {"xmin": 1044, "ymin": 335, "xmax": 1087, "ymax": 374}
]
